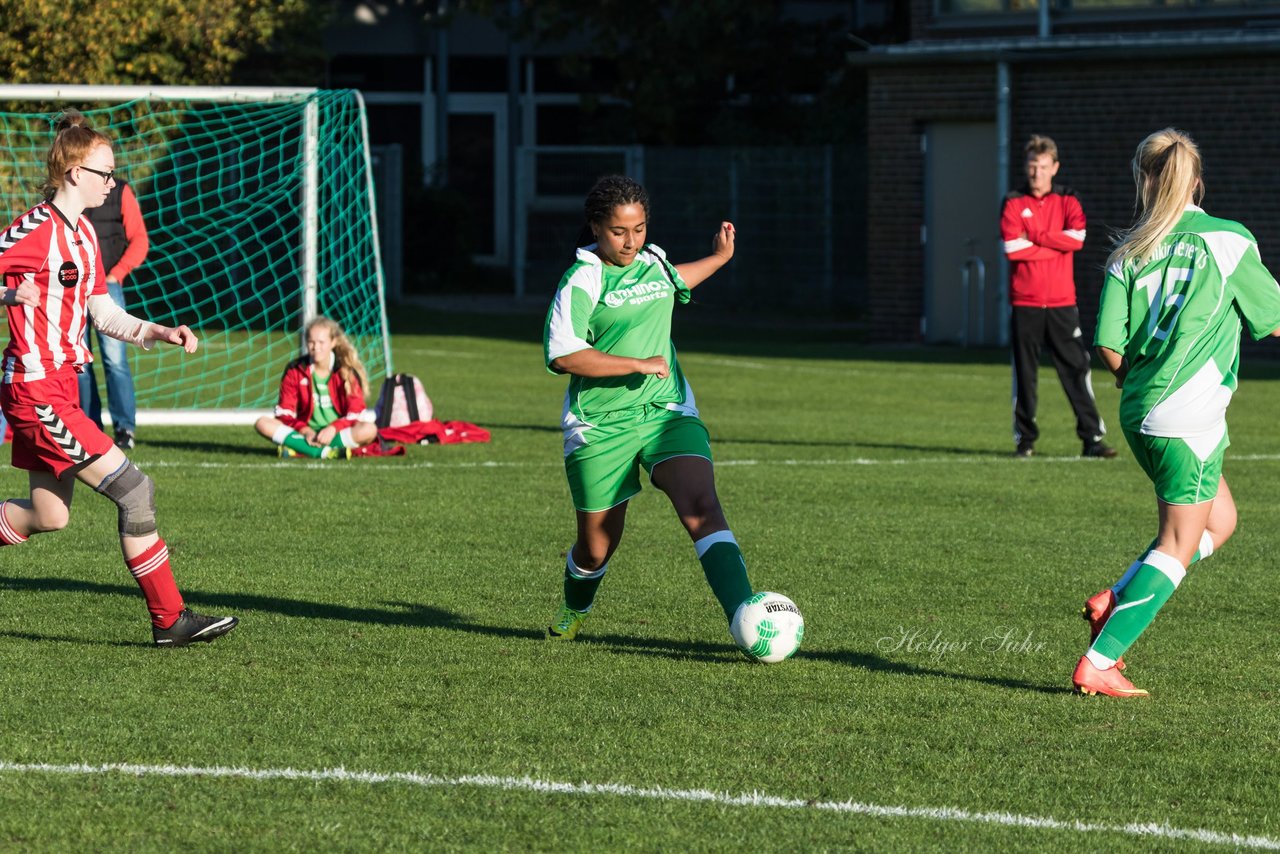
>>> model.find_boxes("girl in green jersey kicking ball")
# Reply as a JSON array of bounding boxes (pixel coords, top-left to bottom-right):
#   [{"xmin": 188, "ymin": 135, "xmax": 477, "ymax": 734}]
[
  {"xmin": 541, "ymin": 175, "xmax": 753, "ymax": 641},
  {"xmin": 1075, "ymin": 129, "xmax": 1280, "ymax": 697}
]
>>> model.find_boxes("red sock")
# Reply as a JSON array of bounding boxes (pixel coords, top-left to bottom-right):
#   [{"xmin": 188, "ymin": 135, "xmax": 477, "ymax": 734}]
[
  {"xmin": 0, "ymin": 501, "xmax": 28, "ymax": 546},
  {"xmin": 126, "ymin": 538, "xmax": 185, "ymax": 628}
]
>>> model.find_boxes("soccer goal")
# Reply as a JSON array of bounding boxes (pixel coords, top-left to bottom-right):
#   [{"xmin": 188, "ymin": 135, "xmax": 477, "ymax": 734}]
[{"xmin": 0, "ymin": 85, "xmax": 391, "ymax": 424}]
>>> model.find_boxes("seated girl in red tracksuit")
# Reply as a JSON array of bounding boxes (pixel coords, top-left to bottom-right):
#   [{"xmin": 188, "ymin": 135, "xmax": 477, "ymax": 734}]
[{"xmin": 254, "ymin": 316, "xmax": 378, "ymax": 458}]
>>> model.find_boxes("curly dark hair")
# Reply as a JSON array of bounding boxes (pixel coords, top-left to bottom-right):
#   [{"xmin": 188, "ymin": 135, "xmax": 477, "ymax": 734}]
[{"xmin": 583, "ymin": 175, "xmax": 650, "ymax": 226}]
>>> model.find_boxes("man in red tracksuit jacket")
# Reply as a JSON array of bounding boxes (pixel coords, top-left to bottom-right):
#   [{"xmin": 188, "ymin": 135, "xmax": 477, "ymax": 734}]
[{"xmin": 1001, "ymin": 134, "xmax": 1115, "ymax": 459}]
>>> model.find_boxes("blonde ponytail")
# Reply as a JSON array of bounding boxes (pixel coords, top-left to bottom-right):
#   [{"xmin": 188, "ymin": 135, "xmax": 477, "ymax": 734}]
[{"xmin": 1107, "ymin": 128, "xmax": 1203, "ymax": 272}]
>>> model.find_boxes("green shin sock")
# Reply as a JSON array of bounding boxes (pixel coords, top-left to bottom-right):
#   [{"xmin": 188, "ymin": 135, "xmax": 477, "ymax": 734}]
[
  {"xmin": 1092, "ymin": 550, "xmax": 1186, "ymax": 663},
  {"xmin": 1113, "ymin": 531, "xmax": 1213, "ymax": 596},
  {"xmin": 696, "ymin": 533, "xmax": 753, "ymax": 621},
  {"xmin": 564, "ymin": 550, "xmax": 606, "ymax": 613},
  {"xmin": 283, "ymin": 432, "xmax": 323, "ymax": 458}
]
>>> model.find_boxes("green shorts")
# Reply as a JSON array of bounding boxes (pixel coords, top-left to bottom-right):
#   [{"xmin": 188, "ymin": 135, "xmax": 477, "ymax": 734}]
[
  {"xmin": 564, "ymin": 406, "xmax": 712, "ymax": 512},
  {"xmin": 1123, "ymin": 427, "xmax": 1229, "ymax": 506}
]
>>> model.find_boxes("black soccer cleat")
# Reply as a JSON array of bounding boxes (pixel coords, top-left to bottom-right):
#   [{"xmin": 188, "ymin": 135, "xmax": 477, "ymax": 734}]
[
  {"xmin": 153, "ymin": 609, "xmax": 239, "ymax": 648},
  {"xmin": 1082, "ymin": 442, "xmax": 1118, "ymax": 459}
]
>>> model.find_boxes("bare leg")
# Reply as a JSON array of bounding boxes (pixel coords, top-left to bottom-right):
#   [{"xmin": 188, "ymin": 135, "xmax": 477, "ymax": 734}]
[
  {"xmin": 350, "ymin": 421, "xmax": 379, "ymax": 446},
  {"xmin": 4, "ymin": 469, "xmax": 77, "ymax": 536},
  {"xmin": 1202, "ymin": 476, "xmax": 1237, "ymax": 554},
  {"xmin": 254, "ymin": 415, "xmax": 285, "ymax": 439},
  {"xmin": 573, "ymin": 502, "xmax": 628, "ymax": 571},
  {"xmin": 1154, "ymin": 496, "xmax": 1216, "ymax": 568}
]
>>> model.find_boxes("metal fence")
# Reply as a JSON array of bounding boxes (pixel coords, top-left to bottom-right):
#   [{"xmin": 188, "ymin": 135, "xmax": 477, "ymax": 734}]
[{"xmin": 516, "ymin": 144, "xmax": 866, "ymax": 315}]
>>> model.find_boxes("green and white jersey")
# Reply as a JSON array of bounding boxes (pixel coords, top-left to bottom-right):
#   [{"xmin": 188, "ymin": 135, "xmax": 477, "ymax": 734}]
[
  {"xmin": 309, "ymin": 371, "xmax": 340, "ymax": 431},
  {"xmin": 544, "ymin": 244, "xmax": 695, "ymax": 443},
  {"xmin": 1095, "ymin": 205, "xmax": 1280, "ymax": 444}
]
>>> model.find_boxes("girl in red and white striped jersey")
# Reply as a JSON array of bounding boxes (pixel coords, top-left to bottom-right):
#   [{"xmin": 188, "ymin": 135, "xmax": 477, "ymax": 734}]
[{"xmin": 0, "ymin": 109, "xmax": 237, "ymax": 647}]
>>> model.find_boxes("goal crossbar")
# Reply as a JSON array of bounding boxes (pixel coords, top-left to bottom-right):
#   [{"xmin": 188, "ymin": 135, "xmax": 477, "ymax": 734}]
[{"xmin": 0, "ymin": 85, "xmax": 318, "ymax": 103}]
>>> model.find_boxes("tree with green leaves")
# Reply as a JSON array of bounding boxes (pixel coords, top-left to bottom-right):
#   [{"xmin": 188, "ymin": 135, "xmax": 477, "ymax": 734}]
[{"xmin": 0, "ymin": 0, "xmax": 321, "ymax": 86}]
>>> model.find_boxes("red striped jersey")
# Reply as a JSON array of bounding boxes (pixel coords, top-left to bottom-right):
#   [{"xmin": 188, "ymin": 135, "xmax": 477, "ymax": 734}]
[{"xmin": 1, "ymin": 202, "xmax": 107, "ymax": 383}]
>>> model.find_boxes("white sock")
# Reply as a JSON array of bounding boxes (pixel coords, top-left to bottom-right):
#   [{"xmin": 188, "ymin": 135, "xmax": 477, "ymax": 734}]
[
  {"xmin": 567, "ymin": 549, "xmax": 607, "ymax": 580},
  {"xmin": 1198, "ymin": 530, "xmax": 1214, "ymax": 560},
  {"xmin": 1085, "ymin": 648, "xmax": 1116, "ymax": 670}
]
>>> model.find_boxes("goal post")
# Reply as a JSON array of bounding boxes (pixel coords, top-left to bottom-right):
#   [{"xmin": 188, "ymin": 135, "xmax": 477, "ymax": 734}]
[{"xmin": 0, "ymin": 85, "xmax": 392, "ymax": 424}]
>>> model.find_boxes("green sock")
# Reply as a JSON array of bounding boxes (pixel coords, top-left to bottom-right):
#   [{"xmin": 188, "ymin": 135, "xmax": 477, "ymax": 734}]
[
  {"xmin": 1091, "ymin": 550, "xmax": 1186, "ymax": 663},
  {"xmin": 283, "ymin": 431, "xmax": 323, "ymax": 458},
  {"xmin": 563, "ymin": 549, "xmax": 606, "ymax": 613},
  {"xmin": 1113, "ymin": 531, "xmax": 1212, "ymax": 595},
  {"xmin": 696, "ymin": 532, "xmax": 753, "ymax": 621},
  {"xmin": 327, "ymin": 430, "xmax": 349, "ymax": 450}
]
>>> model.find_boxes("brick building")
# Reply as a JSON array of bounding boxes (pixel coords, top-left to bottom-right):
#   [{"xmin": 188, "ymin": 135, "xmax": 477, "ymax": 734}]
[{"xmin": 854, "ymin": 1, "xmax": 1280, "ymax": 344}]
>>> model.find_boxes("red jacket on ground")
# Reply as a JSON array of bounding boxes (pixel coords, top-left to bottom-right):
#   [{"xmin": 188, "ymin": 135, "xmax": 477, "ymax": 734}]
[
  {"xmin": 1001, "ymin": 185, "xmax": 1086, "ymax": 308},
  {"xmin": 273, "ymin": 356, "xmax": 366, "ymax": 432}
]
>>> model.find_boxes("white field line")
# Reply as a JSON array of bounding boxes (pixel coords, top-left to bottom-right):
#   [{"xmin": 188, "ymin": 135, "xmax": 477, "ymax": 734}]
[
  {"xmin": 123, "ymin": 452, "xmax": 1280, "ymax": 473},
  {"xmin": 0, "ymin": 761, "xmax": 1275, "ymax": 849}
]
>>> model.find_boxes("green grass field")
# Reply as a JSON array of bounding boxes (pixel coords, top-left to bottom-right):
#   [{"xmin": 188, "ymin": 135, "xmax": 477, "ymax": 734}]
[{"xmin": 2, "ymin": 306, "xmax": 1280, "ymax": 851}]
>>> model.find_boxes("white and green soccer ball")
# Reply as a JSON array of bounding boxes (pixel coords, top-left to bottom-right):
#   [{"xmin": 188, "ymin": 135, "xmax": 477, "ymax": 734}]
[{"xmin": 730, "ymin": 592, "xmax": 804, "ymax": 664}]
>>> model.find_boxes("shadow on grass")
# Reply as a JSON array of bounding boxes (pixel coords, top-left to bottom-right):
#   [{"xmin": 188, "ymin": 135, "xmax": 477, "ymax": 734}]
[
  {"xmin": 0, "ymin": 576, "xmax": 540, "ymax": 641},
  {"xmin": 0, "ymin": 631, "xmax": 146, "ymax": 649},
  {"xmin": 135, "ymin": 438, "xmax": 262, "ymax": 456},
  {"xmin": 580, "ymin": 637, "xmax": 1064, "ymax": 694},
  {"xmin": 0, "ymin": 575, "xmax": 1065, "ymax": 693},
  {"xmin": 801, "ymin": 648, "xmax": 1064, "ymax": 696},
  {"xmin": 468, "ymin": 422, "xmax": 561, "ymax": 434}
]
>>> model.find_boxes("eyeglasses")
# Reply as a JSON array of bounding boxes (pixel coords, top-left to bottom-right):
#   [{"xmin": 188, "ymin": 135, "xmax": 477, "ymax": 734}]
[{"xmin": 77, "ymin": 165, "xmax": 114, "ymax": 183}]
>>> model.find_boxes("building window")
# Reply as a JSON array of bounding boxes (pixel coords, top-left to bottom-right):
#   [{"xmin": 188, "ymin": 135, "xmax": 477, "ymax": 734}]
[{"xmin": 938, "ymin": 0, "xmax": 1280, "ymax": 12}]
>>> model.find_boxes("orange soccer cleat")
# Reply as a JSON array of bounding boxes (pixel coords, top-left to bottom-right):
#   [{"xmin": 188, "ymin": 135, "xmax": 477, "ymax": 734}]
[
  {"xmin": 1072, "ymin": 655, "xmax": 1148, "ymax": 698},
  {"xmin": 1082, "ymin": 588, "xmax": 1126, "ymax": 671}
]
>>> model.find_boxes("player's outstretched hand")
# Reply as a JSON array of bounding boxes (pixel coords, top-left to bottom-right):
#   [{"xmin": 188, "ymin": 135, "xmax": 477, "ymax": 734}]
[
  {"xmin": 151, "ymin": 324, "xmax": 200, "ymax": 353},
  {"xmin": 712, "ymin": 222, "xmax": 735, "ymax": 261}
]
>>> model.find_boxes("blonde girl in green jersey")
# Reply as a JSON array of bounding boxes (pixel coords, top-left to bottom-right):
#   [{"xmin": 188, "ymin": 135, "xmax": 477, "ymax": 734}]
[
  {"xmin": 1074, "ymin": 129, "xmax": 1280, "ymax": 697},
  {"xmin": 542, "ymin": 175, "xmax": 753, "ymax": 641}
]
